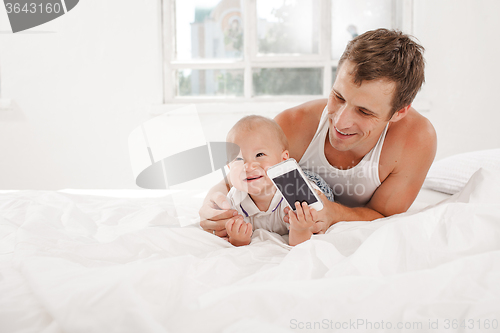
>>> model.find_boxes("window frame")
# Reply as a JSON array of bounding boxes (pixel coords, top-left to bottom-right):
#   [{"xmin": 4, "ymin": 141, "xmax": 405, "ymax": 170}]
[{"xmin": 161, "ymin": 0, "xmax": 413, "ymax": 103}]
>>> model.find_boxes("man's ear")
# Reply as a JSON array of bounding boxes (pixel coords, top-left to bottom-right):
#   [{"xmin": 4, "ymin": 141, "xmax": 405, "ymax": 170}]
[
  {"xmin": 282, "ymin": 150, "xmax": 289, "ymax": 160},
  {"xmin": 389, "ymin": 104, "xmax": 411, "ymax": 123}
]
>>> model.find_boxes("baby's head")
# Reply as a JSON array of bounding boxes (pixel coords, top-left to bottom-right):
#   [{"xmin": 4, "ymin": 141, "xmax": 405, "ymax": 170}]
[
  {"xmin": 227, "ymin": 115, "xmax": 289, "ymax": 151},
  {"xmin": 226, "ymin": 115, "xmax": 289, "ymax": 196}
]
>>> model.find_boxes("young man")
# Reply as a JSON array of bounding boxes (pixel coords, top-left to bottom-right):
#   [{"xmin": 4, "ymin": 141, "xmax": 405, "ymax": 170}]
[{"xmin": 200, "ymin": 29, "xmax": 437, "ymax": 237}]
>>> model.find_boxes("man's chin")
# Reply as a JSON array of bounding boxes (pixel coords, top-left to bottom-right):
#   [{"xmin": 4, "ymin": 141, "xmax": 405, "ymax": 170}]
[{"xmin": 328, "ymin": 136, "xmax": 355, "ymax": 152}]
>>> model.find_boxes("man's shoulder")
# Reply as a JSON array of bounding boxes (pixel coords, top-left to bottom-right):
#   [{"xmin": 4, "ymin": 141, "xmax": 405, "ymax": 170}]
[
  {"xmin": 275, "ymin": 99, "xmax": 326, "ymax": 127},
  {"xmin": 369, "ymin": 109, "xmax": 437, "ymax": 216},
  {"xmin": 389, "ymin": 108, "xmax": 436, "ymax": 150},
  {"xmin": 383, "ymin": 108, "xmax": 437, "ymax": 172},
  {"xmin": 274, "ymin": 99, "xmax": 327, "ymax": 160}
]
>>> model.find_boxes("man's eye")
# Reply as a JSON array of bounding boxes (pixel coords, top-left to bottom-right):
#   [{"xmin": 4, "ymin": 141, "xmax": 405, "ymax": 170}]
[
  {"xmin": 256, "ymin": 153, "xmax": 265, "ymax": 157},
  {"xmin": 335, "ymin": 94, "xmax": 345, "ymax": 102},
  {"xmin": 358, "ymin": 109, "xmax": 370, "ymax": 116}
]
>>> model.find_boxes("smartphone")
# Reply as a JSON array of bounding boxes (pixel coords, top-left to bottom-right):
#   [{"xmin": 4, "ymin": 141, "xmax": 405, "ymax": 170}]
[{"xmin": 267, "ymin": 158, "xmax": 323, "ymax": 211}]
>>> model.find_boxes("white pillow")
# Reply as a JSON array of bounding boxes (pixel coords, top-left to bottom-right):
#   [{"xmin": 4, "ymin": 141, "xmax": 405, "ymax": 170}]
[{"xmin": 423, "ymin": 149, "xmax": 500, "ymax": 194}]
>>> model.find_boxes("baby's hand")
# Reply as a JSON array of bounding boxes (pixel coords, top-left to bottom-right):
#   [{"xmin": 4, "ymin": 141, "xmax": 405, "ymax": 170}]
[
  {"xmin": 288, "ymin": 202, "xmax": 318, "ymax": 232},
  {"xmin": 225, "ymin": 217, "xmax": 252, "ymax": 246},
  {"xmin": 288, "ymin": 202, "xmax": 319, "ymax": 246}
]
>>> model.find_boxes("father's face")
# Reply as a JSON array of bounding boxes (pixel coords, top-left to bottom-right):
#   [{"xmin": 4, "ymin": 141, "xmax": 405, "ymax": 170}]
[{"xmin": 326, "ymin": 60, "xmax": 396, "ymax": 154}]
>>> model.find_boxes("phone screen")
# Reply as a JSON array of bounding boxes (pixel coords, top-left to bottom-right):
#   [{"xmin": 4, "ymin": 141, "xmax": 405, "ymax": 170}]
[{"xmin": 271, "ymin": 169, "xmax": 318, "ymax": 208}]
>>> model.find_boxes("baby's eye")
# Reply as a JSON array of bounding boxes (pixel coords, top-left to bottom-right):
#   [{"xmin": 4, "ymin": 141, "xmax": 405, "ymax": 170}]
[
  {"xmin": 234, "ymin": 157, "xmax": 244, "ymax": 162},
  {"xmin": 256, "ymin": 153, "xmax": 265, "ymax": 158}
]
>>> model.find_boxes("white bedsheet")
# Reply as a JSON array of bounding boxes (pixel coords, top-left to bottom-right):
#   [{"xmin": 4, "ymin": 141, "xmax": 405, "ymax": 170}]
[{"xmin": 1, "ymin": 169, "xmax": 499, "ymax": 333}]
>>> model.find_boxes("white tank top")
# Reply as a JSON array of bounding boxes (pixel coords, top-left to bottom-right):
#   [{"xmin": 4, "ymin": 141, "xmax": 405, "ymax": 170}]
[{"xmin": 299, "ymin": 106, "xmax": 389, "ymax": 207}]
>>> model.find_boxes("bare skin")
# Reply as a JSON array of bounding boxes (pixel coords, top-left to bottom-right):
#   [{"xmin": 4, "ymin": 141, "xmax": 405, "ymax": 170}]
[
  {"xmin": 200, "ymin": 60, "xmax": 437, "ymax": 237},
  {"xmin": 225, "ymin": 216, "xmax": 253, "ymax": 246},
  {"xmin": 287, "ymin": 201, "xmax": 319, "ymax": 246}
]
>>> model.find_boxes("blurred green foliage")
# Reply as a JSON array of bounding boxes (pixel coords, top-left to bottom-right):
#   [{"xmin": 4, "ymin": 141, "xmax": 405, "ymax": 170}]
[{"xmin": 253, "ymin": 68, "xmax": 322, "ymax": 95}]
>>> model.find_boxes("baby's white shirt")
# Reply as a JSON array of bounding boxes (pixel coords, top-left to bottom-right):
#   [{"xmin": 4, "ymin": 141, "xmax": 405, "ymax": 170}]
[{"xmin": 227, "ymin": 188, "xmax": 289, "ymax": 236}]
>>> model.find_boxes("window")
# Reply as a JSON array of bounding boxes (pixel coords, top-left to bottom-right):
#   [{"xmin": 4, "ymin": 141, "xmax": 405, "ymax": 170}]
[{"xmin": 161, "ymin": 0, "xmax": 412, "ymax": 102}]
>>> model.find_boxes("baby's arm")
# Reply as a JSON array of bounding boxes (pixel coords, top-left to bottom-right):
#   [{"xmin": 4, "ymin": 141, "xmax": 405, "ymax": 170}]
[
  {"xmin": 288, "ymin": 202, "xmax": 319, "ymax": 246},
  {"xmin": 226, "ymin": 216, "xmax": 253, "ymax": 246}
]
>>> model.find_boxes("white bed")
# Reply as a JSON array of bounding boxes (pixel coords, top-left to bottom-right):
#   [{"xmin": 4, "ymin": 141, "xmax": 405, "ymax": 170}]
[{"xmin": 1, "ymin": 166, "xmax": 500, "ymax": 332}]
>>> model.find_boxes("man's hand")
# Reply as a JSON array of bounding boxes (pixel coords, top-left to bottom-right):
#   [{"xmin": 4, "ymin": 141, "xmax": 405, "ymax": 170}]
[
  {"xmin": 199, "ymin": 192, "xmax": 240, "ymax": 237},
  {"xmin": 311, "ymin": 190, "xmax": 336, "ymax": 232}
]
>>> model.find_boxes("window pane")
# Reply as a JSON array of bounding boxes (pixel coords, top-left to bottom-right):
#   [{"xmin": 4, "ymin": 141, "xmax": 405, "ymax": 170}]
[
  {"xmin": 175, "ymin": 0, "xmax": 243, "ymax": 60},
  {"xmin": 177, "ymin": 69, "xmax": 244, "ymax": 97},
  {"xmin": 257, "ymin": 0, "xmax": 320, "ymax": 55},
  {"xmin": 331, "ymin": 67, "xmax": 338, "ymax": 86},
  {"xmin": 252, "ymin": 68, "xmax": 322, "ymax": 96},
  {"xmin": 331, "ymin": 0, "xmax": 393, "ymax": 59}
]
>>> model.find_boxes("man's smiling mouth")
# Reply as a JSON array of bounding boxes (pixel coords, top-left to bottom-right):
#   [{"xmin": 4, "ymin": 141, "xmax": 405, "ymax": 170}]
[{"xmin": 335, "ymin": 126, "xmax": 355, "ymax": 136}]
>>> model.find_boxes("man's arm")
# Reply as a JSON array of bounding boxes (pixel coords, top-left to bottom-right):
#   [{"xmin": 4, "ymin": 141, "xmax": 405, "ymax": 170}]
[{"xmin": 366, "ymin": 113, "xmax": 437, "ymax": 217}]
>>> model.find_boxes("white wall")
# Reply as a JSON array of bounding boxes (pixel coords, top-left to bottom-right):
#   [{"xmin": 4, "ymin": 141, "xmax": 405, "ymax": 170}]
[
  {"xmin": 0, "ymin": 0, "xmax": 162, "ymax": 189},
  {"xmin": 1, "ymin": 0, "xmax": 499, "ymax": 189},
  {"xmin": 413, "ymin": 0, "xmax": 500, "ymax": 159}
]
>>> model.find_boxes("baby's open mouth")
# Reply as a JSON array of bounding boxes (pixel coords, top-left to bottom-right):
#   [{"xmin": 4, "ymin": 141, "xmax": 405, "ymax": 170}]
[{"xmin": 245, "ymin": 175, "xmax": 263, "ymax": 182}]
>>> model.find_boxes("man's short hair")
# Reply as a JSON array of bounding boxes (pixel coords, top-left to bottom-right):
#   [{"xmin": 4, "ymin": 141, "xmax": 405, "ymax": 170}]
[
  {"xmin": 227, "ymin": 115, "xmax": 289, "ymax": 151},
  {"xmin": 338, "ymin": 28, "xmax": 425, "ymax": 116}
]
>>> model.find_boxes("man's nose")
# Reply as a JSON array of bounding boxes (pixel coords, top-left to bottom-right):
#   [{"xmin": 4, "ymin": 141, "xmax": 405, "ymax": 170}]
[{"xmin": 334, "ymin": 105, "xmax": 355, "ymax": 129}]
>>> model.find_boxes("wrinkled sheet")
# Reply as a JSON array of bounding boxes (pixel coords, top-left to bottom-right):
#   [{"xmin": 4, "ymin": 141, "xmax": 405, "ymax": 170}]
[{"xmin": 1, "ymin": 169, "xmax": 500, "ymax": 333}]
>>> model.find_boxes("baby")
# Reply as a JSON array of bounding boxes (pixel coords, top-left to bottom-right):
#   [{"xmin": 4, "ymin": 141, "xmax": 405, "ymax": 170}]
[{"xmin": 224, "ymin": 115, "xmax": 332, "ymax": 246}]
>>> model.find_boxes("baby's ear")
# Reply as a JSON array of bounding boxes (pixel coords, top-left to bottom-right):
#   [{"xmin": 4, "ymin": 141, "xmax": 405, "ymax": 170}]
[{"xmin": 282, "ymin": 150, "xmax": 289, "ymax": 160}]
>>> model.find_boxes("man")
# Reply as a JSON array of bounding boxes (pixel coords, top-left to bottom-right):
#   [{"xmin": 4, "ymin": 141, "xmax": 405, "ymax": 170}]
[{"xmin": 200, "ymin": 29, "xmax": 437, "ymax": 237}]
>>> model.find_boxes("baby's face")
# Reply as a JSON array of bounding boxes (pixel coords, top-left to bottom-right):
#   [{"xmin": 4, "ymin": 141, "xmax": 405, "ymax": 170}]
[{"xmin": 228, "ymin": 128, "xmax": 288, "ymax": 197}]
